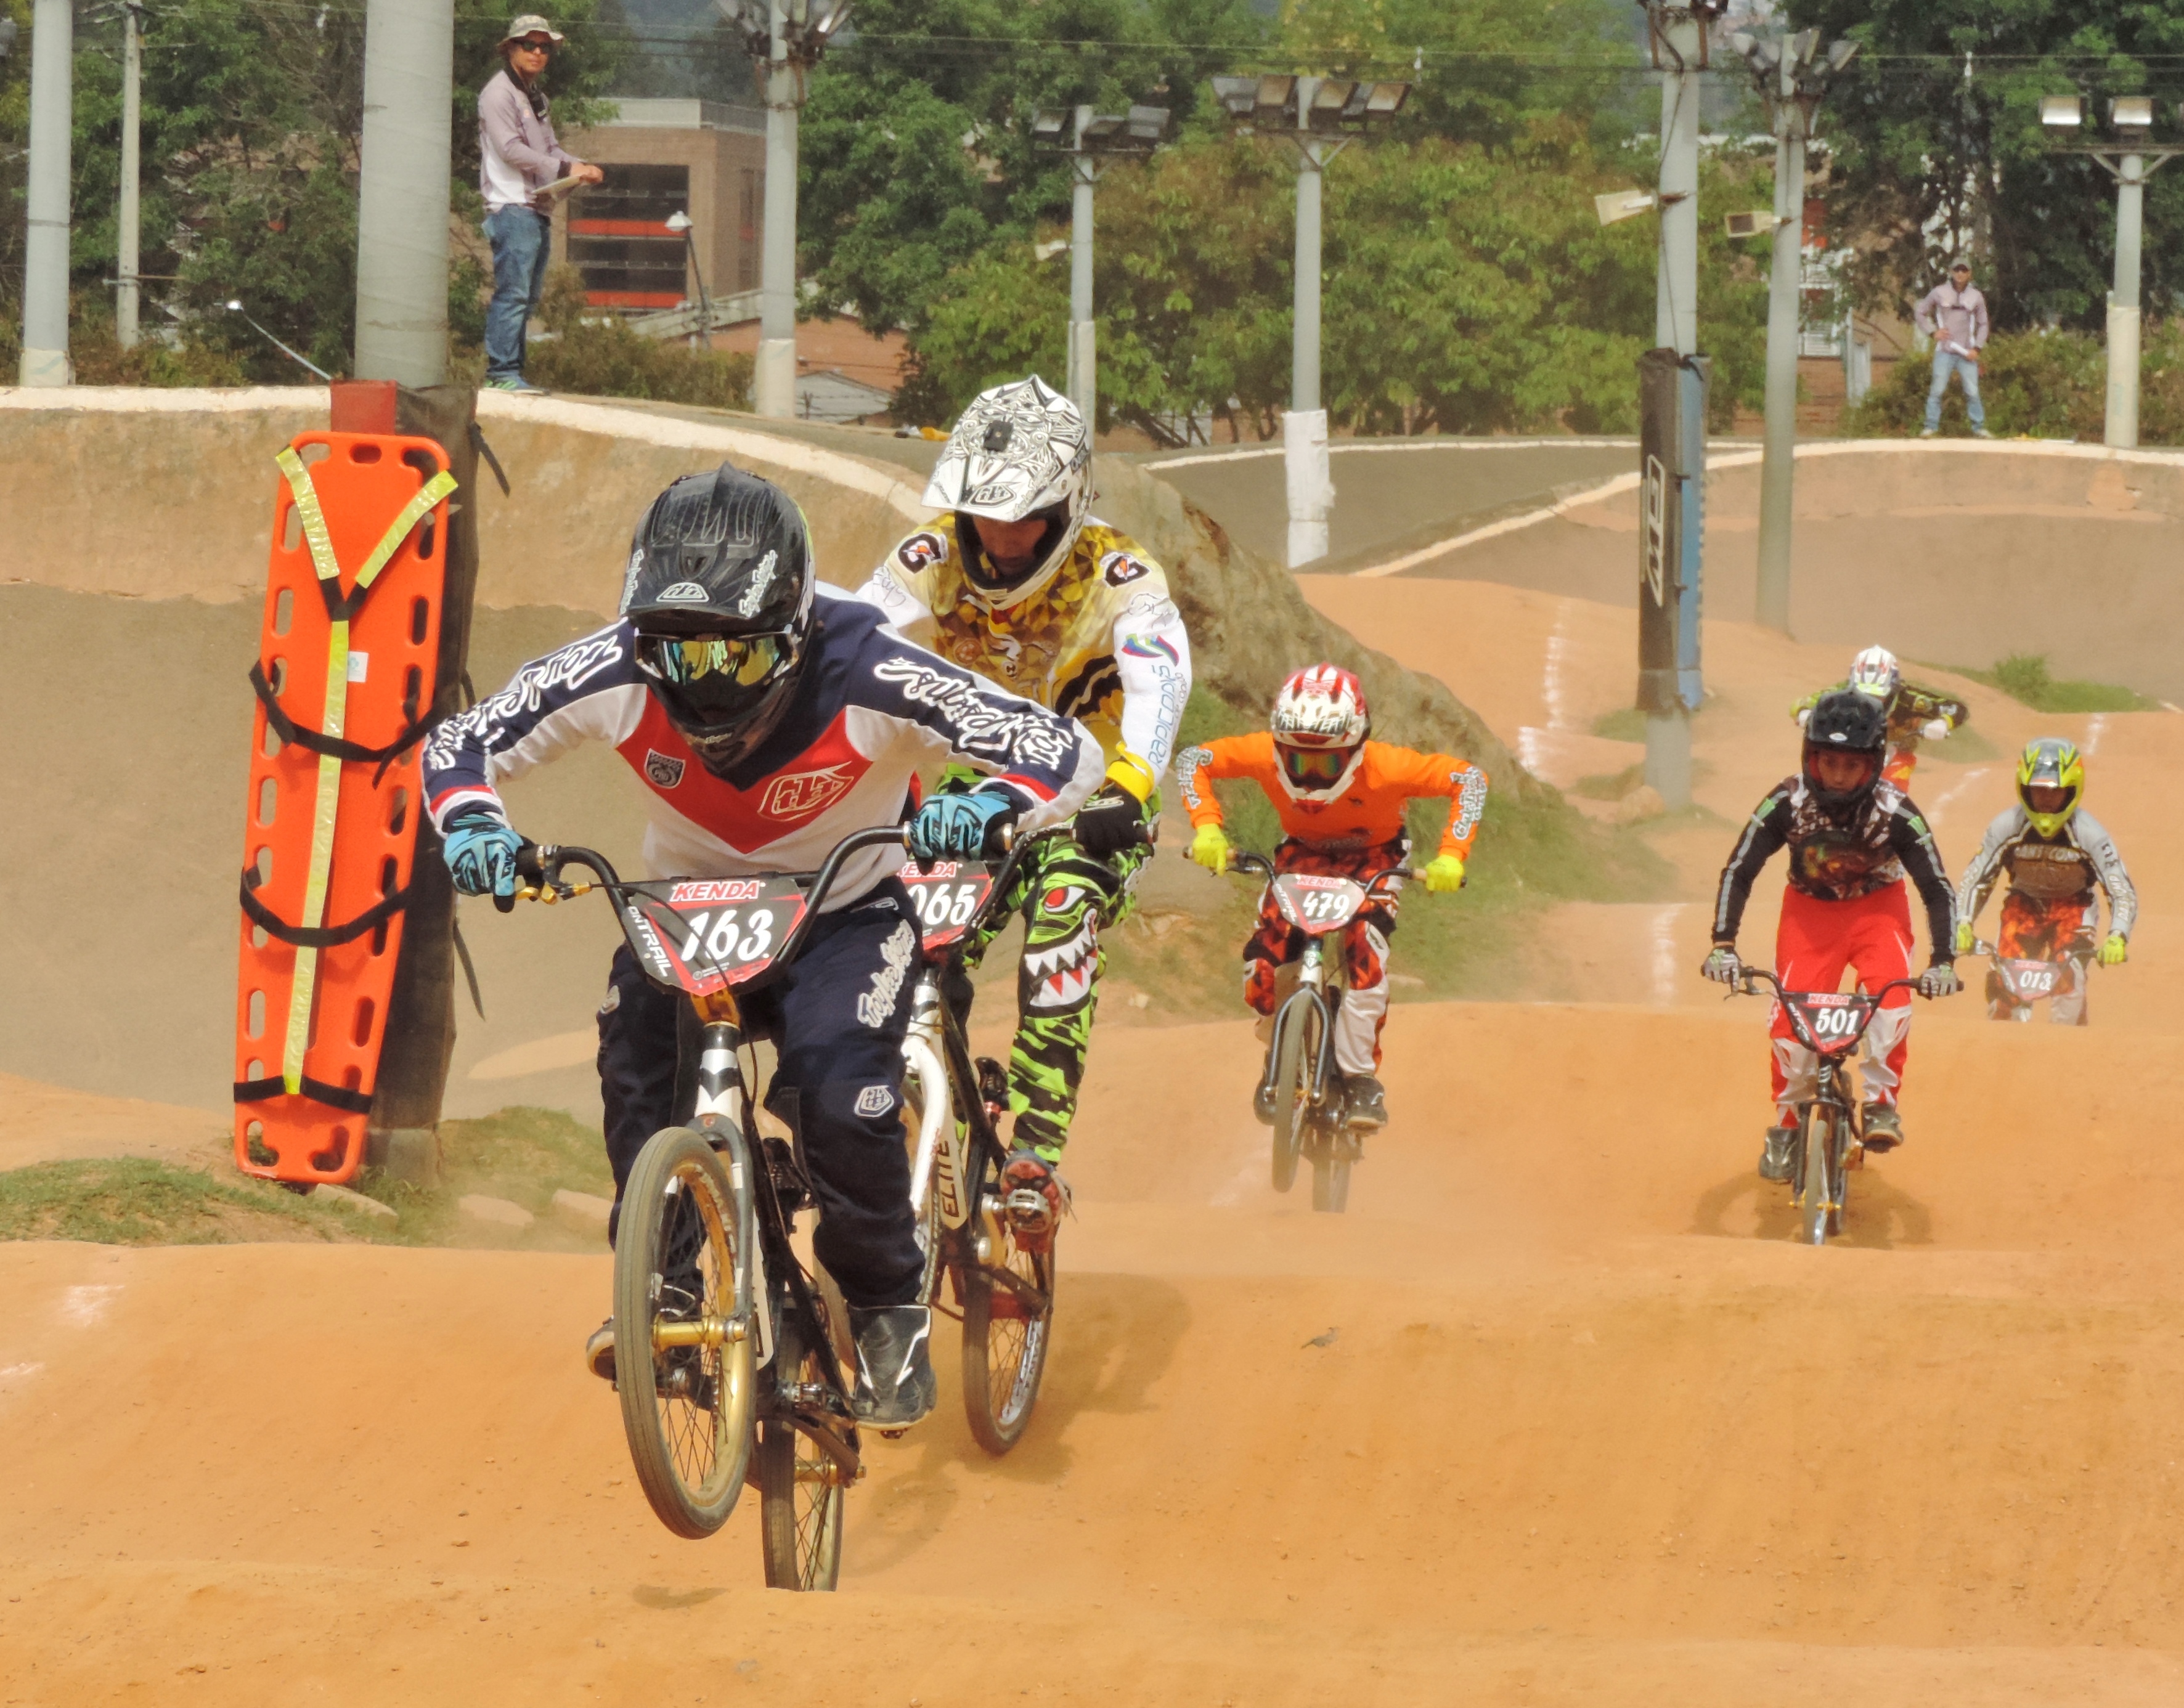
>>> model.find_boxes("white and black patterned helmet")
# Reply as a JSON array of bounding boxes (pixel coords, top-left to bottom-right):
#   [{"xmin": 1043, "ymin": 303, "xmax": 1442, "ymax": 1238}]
[
  {"xmin": 1848, "ymin": 645, "xmax": 1901, "ymax": 704},
  {"xmin": 922, "ymin": 375, "xmax": 1091, "ymax": 609}
]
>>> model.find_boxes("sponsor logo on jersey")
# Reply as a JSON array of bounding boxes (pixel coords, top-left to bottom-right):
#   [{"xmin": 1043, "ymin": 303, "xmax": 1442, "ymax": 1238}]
[
  {"xmin": 1100, "ymin": 550, "xmax": 1152, "ymax": 588},
  {"xmin": 643, "ymin": 749, "xmax": 687, "ymax": 789},
  {"xmin": 655, "ymin": 580, "xmax": 711, "ymax": 603},
  {"xmin": 735, "ymin": 548, "xmax": 780, "ymax": 617},
  {"xmin": 873, "ymin": 656, "xmax": 1075, "ymax": 771},
  {"xmin": 897, "ymin": 531, "xmax": 948, "ymax": 573},
  {"xmin": 760, "ymin": 763, "xmax": 857, "ymax": 821},
  {"xmin": 426, "ymin": 631, "xmax": 628, "ymax": 770},
  {"xmin": 853, "ymin": 1084, "xmax": 896, "ymax": 1118},
  {"xmin": 1119, "ymin": 632, "xmax": 1180, "ymax": 665}
]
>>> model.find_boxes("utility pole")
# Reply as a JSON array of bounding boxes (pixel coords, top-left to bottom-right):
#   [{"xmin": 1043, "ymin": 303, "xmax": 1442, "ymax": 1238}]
[
  {"xmin": 720, "ymin": 1, "xmax": 850, "ymax": 418},
  {"xmin": 18, "ymin": 0, "xmax": 73, "ymax": 386},
  {"xmin": 1210, "ymin": 73, "xmax": 1409, "ymax": 569},
  {"xmin": 1635, "ymin": 1, "xmax": 1724, "ymax": 810},
  {"xmin": 1032, "ymin": 103, "xmax": 1169, "ymax": 431},
  {"xmin": 354, "ymin": 0, "xmax": 454, "ymax": 383},
  {"xmin": 2038, "ymin": 96, "xmax": 2180, "ymax": 452},
  {"xmin": 117, "ymin": 1, "xmax": 144, "ymax": 350},
  {"xmin": 1730, "ymin": 27, "xmax": 1857, "ymax": 635}
]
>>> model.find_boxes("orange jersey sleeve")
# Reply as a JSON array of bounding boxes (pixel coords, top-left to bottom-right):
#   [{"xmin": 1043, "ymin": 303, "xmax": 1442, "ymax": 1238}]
[
  {"xmin": 1175, "ymin": 733, "xmax": 1283, "ymax": 829},
  {"xmin": 1360, "ymin": 744, "xmax": 1489, "ymax": 860}
]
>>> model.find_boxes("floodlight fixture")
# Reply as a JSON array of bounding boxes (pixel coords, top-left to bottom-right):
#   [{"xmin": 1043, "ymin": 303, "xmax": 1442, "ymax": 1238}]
[
  {"xmin": 1032, "ymin": 104, "xmax": 1170, "ymax": 157},
  {"xmin": 1595, "ymin": 188, "xmax": 1658, "ymax": 226},
  {"xmin": 1030, "ymin": 108, "xmax": 1070, "ymax": 144},
  {"xmin": 1825, "ymin": 39, "xmax": 1860, "ymax": 75},
  {"xmin": 1080, "ymin": 112, "xmax": 1124, "ymax": 141},
  {"xmin": 1788, "ymin": 28, "xmax": 1821, "ymax": 68},
  {"xmin": 1255, "ymin": 74, "xmax": 1298, "ymax": 118},
  {"xmin": 1211, "ymin": 75, "xmax": 1258, "ymax": 119},
  {"xmin": 2111, "ymin": 95, "xmax": 2155, "ymax": 134},
  {"xmin": 1311, "ymin": 78, "xmax": 1356, "ymax": 114},
  {"xmin": 1725, "ymin": 209, "xmax": 1782, "ymax": 238},
  {"xmin": 1124, "ymin": 105, "xmax": 1170, "ymax": 147},
  {"xmin": 2041, "ymin": 95, "xmax": 2084, "ymax": 129},
  {"xmin": 664, "ymin": 210, "xmax": 693, "ymax": 232},
  {"xmin": 1361, "ymin": 81, "xmax": 1411, "ymax": 118},
  {"xmin": 0, "ymin": 17, "xmax": 17, "ymax": 59}
]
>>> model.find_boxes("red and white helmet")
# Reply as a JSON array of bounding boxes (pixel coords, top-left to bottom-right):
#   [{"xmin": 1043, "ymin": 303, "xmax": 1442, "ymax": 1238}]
[{"xmin": 1270, "ymin": 664, "xmax": 1369, "ymax": 802}]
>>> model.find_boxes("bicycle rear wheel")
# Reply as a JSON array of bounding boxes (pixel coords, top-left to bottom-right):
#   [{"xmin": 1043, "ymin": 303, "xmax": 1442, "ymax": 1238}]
[
  {"xmin": 1797, "ymin": 1105, "xmax": 1835, "ymax": 1247},
  {"xmin": 756, "ymin": 1301, "xmax": 849, "ymax": 1591},
  {"xmin": 613, "ymin": 1125, "xmax": 757, "ymax": 1539},
  {"xmin": 1269, "ymin": 996, "xmax": 1321, "ymax": 1194},
  {"xmin": 961, "ymin": 1151, "xmax": 1055, "ymax": 1455}
]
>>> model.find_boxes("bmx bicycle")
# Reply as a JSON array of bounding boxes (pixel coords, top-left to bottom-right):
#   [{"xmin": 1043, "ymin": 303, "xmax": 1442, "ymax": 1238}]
[
  {"xmin": 1228, "ymin": 853, "xmax": 1414, "ymax": 1214},
  {"xmin": 1970, "ymin": 935, "xmax": 2083, "ymax": 1025},
  {"xmin": 892, "ymin": 828, "xmax": 1120, "ymax": 1454},
  {"xmin": 1730, "ymin": 967, "xmax": 1924, "ymax": 1248},
  {"xmin": 509, "ymin": 823, "xmax": 924, "ymax": 1590}
]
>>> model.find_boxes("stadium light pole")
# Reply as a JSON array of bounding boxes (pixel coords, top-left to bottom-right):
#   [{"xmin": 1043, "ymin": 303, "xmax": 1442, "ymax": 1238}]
[
  {"xmin": 1031, "ymin": 104, "xmax": 1170, "ymax": 429},
  {"xmin": 354, "ymin": 0, "xmax": 454, "ymax": 384},
  {"xmin": 2041, "ymin": 94, "xmax": 2182, "ymax": 450},
  {"xmin": 1211, "ymin": 73, "xmax": 1410, "ymax": 569},
  {"xmin": 1729, "ymin": 26, "xmax": 1857, "ymax": 636},
  {"xmin": 116, "ymin": 0, "xmax": 144, "ymax": 350},
  {"xmin": 17, "ymin": 0, "xmax": 73, "ymax": 385},
  {"xmin": 720, "ymin": 0, "xmax": 851, "ymax": 418}
]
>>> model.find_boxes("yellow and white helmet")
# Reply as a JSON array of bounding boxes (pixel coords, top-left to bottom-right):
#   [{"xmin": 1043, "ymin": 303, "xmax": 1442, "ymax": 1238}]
[{"xmin": 922, "ymin": 376, "xmax": 1092, "ymax": 611}]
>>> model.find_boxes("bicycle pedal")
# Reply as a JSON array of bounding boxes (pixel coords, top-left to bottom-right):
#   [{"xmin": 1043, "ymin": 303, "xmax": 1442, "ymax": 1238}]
[
  {"xmin": 1846, "ymin": 1142, "xmax": 1866, "ymax": 1170},
  {"xmin": 976, "ymin": 1055, "xmax": 1009, "ymax": 1120},
  {"xmin": 881, "ymin": 1428, "xmax": 908, "ymax": 1441}
]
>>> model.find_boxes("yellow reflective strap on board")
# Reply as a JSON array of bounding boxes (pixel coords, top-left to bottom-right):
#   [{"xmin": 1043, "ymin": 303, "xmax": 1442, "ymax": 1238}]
[{"xmin": 270, "ymin": 448, "xmax": 458, "ymax": 1096}]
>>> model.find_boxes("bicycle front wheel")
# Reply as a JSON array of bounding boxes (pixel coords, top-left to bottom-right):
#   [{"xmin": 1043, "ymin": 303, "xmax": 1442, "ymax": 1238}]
[
  {"xmin": 613, "ymin": 1125, "xmax": 757, "ymax": 1539},
  {"xmin": 1269, "ymin": 995, "xmax": 1321, "ymax": 1194},
  {"xmin": 961, "ymin": 1153, "xmax": 1055, "ymax": 1455},
  {"xmin": 756, "ymin": 1304, "xmax": 848, "ymax": 1592},
  {"xmin": 1310, "ymin": 1130, "xmax": 1353, "ymax": 1213},
  {"xmin": 1797, "ymin": 1105, "xmax": 1835, "ymax": 1248}
]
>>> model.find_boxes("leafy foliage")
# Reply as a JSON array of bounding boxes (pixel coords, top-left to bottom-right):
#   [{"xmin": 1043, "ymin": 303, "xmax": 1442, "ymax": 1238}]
[
  {"xmin": 1784, "ymin": 0, "xmax": 2184, "ymax": 330},
  {"xmin": 1844, "ymin": 319, "xmax": 2184, "ymax": 443},
  {"xmin": 509, "ymin": 262, "xmax": 754, "ymax": 405}
]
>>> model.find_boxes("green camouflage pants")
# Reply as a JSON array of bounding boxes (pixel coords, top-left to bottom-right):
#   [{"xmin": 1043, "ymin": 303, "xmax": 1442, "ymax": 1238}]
[{"xmin": 954, "ymin": 829, "xmax": 1151, "ymax": 1161}]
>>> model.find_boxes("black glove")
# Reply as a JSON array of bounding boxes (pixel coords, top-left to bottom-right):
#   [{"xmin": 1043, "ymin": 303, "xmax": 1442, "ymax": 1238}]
[{"xmin": 1074, "ymin": 781, "xmax": 1149, "ymax": 858}]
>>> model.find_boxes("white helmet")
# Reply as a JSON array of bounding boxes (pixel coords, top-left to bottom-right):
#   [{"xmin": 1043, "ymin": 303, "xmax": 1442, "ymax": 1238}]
[
  {"xmin": 1848, "ymin": 645, "xmax": 1901, "ymax": 703},
  {"xmin": 922, "ymin": 375, "xmax": 1092, "ymax": 610},
  {"xmin": 1270, "ymin": 664, "xmax": 1369, "ymax": 803}
]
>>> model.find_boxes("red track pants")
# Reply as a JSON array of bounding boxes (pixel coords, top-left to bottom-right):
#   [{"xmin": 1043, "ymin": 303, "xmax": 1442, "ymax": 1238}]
[{"xmin": 1768, "ymin": 882, "xmax": 1915, "ymax": 1116}]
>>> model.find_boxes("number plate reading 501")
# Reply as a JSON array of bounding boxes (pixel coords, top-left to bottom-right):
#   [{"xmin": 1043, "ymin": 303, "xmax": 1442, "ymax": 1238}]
[{"xmin": 621, "ymin": 875, "xmax": 809, "ymax": 995}]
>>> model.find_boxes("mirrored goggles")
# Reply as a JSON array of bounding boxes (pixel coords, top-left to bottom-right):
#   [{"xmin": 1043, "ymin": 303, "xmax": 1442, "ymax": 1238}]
[
  {"xmin": 646, "ymin": 632, "xmax": 788, "ymax": 690},
  {"xmin": 1280, "ymin": 745, "xmax": 1351, "ymax": 784}
]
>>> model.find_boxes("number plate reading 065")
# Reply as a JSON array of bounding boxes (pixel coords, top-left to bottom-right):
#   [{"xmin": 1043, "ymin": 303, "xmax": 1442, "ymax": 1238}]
[
  {"xmin": 1787, "ymin": 991, "xmax": 1875, "ymax": 1055},
  {"xmin": 1271, "ymin": 873, "xmax": 1366, "ymax": 936},
  {"xmin": 897, "ymin": 859, "xmax": 995, "ymax": 951},
  {"xmin": 620, "ymin": 875, "xmax": 809, "ymax": 996}
]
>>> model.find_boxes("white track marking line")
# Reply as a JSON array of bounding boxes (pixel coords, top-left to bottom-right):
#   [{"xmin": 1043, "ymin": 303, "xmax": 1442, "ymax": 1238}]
[
  {"xmin": 60, "ymin": 1285, "xmax": 122, "ymax": 1327},
  {"xmin": 1651, "ymin": 905, "xmax": 1685, "ymax": 1007},
  {"xmin": 1516, "ymin": 600, "xmax": 1576, "ymax": 775},
  {"xmin": 1925, "ymin": 767, "xmax": 1990, "ymax": 826},
  {"xmin": 2084, "ymin": 714, "xmax": 2107, "ymax": 757}
]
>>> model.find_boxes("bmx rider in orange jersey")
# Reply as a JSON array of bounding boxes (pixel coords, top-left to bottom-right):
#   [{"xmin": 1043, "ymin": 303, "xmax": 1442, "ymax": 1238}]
[{"xmin": 1175, "ymin": 664, "xmax": 1486, "ymax": 1131}]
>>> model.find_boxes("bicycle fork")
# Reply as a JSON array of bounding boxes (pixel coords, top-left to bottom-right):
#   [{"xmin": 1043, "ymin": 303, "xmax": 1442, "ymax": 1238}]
[
  {"xmin": 905, "ymin": 974, "xmax": 970, "ymax": 1235},
  {"xmin": 1258, "ymin": 943, "xmax": 1337, "ymax": 1111},
  {"xmin": 690, "ymin": 1015, "xmax": 773, "ymax": 1370}
]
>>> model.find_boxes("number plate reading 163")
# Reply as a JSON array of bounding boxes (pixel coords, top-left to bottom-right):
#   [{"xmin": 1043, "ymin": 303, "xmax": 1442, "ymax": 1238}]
[
  {"xmin": 897, "ymin": 859, "xmax": 994, "ymax": 951},
  {"xmin": 1272, "ymin": 873, "xmax": 1366, "ymax": 936},
  {"xmin": 620, "ymin": 875, "xmax": 810, "ymax": 995}
]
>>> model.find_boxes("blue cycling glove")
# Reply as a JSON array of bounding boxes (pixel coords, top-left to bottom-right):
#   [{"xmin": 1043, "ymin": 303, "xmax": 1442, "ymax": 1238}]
[
  {"xmin": 910, "ymin": 788, "xmax": 1017, "ymax": 861},
  {"xmin": 444, "ymin": 810, "xmax": 522, "ymax": 903}
]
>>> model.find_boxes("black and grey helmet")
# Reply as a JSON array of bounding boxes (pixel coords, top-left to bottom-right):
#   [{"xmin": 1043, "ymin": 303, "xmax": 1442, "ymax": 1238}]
[
  {"xmin": 621, "ymin": 463, "xmax": 815, "ymax": 773},
  {"xmin": 1801, "ymin": 687, "xmax": 1888, "ymax": 808}
]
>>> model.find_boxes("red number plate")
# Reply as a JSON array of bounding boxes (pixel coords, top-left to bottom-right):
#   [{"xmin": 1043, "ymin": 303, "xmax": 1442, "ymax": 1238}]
[
  {"xmin": 898, "ymin": 859, "xmax": 996, "ymax": 951},
  {"xmin": 619, "ymin": 874, "xmax": 809, "ymax": 996}
]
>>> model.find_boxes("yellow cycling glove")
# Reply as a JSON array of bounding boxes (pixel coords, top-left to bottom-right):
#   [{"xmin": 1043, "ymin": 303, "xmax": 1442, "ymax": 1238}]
[
  {"xmin": 1189, "ymin": 824, "xmax": 1232, "ymax": 873},
  {"xmin": 2100, "ymin": 932, "xmax": 2129, "ymax": 966},
  {"xmin": 1424, "ymin": 853, "xmax": 1466, "ymax": 894},
  {"xmin": 1953, "ymin": 919, "xmax": 1974, "ymax": 957}
]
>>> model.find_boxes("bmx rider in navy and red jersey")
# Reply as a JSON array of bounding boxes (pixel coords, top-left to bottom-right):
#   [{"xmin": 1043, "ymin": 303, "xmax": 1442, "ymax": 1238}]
[
  {"xmin": 1701, "ymin": 689, "xmax": 1961, "ymax": 1181},
  {"xmin": 420, "ymin": 464, "xmax": 1102, "ymax": 1428}
]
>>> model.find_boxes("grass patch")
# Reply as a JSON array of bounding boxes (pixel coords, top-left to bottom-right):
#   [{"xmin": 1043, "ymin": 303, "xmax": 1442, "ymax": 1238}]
[
  {"xmin": 346, "ymin": 1105, "xmax": 615, "ymax": 1247},
  {"xmin": 0, "ymin": 1157, "xmax": 348, "ymax": 1246},
  {"xmin": 1571, "ymin": 762, "xmax": 1646, "ymax": 801},
  {"xmin": 1941, "ymin": 654, "xmax": 2156, "ymax": 716}
]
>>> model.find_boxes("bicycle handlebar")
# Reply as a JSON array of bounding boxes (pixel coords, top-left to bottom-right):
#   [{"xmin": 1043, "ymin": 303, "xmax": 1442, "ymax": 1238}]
[
  {"xmin": 1226, "ymin": 853, "xmax": 1418, "ymax": 900},
  {"xmin": 1733, "ymin": 966, "xmax": 1923, "ymax": 1004}
]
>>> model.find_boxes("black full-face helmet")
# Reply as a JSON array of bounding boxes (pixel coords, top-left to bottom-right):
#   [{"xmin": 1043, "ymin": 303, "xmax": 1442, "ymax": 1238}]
[
  {"xmin": 621, "ymin": 463, "xmax": 815, "ymax": 774},
  {"xmin": 1801, "ymin": 687, "xmax": 1888, "ymax": 810}
]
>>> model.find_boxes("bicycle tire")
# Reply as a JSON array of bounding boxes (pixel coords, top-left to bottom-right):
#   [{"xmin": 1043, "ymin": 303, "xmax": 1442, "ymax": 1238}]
[
  {"xmin": 1798, "ymin": 1105, "xmax": 1833, "ymax": 1247},
  {"xmin": 1310, "ymin": 1137, "xmax": 1353, "ymax": 1213},
  {"xmin": 1269, "ymin": 995, "xmax": 1320, "ymax": 1194},
  {"xmin": 613, "ymin": 1124, "xmax": 757, "ymax": 1539},
  {"xmin": 961, "ymin": 1150, "xmax": 1055, "ymax": 1455},
  {"xmin": 756, "ymin": 1304, "xmax": 847, "ymax": 1592}
]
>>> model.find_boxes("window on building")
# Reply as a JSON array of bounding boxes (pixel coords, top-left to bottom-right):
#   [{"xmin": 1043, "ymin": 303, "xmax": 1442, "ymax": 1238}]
[
  {"xmin": 738, "ymin": 169, "xmax": 760, "ymax": 291},
  {"xmin": 568, "ymin": 163, "xmax": 690, "ymax": 308}
]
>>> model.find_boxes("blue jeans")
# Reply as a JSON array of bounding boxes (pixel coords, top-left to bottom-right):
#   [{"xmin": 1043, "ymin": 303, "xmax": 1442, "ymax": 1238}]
[
  {"xmin": 1925, "ymin": 349, "xmax": 1984, "ymax": 431},
  {"xmin": 483, "ymin": 206, "xmax": 552, "ymax": 380}
]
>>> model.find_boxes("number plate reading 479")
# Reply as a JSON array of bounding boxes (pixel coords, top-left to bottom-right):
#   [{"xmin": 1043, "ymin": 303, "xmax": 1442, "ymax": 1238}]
[
  {"xmin": 621, "ymin": 875, "xmax": 809, "ymax": 996},
  {"xmin": 1271, "ymin": 873, "xmax": 1366, "ymax": 936}
]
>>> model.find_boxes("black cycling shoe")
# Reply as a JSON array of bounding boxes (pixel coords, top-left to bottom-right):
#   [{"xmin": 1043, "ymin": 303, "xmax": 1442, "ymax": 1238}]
[
  {"xmin": 584, "ymin": 1317, "xmax": 616, "ymax": 1384},
  {"xmin": 1860, "ymin": 1105, "xmax": 1904, "ymax": 1153},
  {"xmin": 1342, "ymin": 1075, "xmax": 1388, "ymax": 1131},
  {"xmin": 1759, "ymin": 1124, "xmax": 1795, "ymax": 1183},
  {"xmin": 849, "ymin": 1303, "xmax": 937, "ymax": 1429}
]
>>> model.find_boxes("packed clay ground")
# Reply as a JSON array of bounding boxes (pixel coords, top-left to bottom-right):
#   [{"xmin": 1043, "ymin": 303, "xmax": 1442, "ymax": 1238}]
[{"xmin": 5, "ymin": 449, "xmax": 2184, "ymax": 1704}]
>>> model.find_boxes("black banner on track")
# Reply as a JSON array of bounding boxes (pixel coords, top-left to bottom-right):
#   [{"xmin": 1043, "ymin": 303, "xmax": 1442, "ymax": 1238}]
[{"xmin": 1636, "ymin": 347, "xmax": 1709, "ymax": 714}]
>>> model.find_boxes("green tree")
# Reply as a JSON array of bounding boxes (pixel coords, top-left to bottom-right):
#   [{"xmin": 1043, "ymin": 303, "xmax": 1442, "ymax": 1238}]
[{"xmin": 1785, "ymin": 0, "xmax": 2184, "ymax": 329}]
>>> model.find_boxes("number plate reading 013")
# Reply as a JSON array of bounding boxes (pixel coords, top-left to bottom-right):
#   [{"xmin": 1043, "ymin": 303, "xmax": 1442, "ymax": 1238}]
[
  {"xmin": 1786, "ymin": 991, "xmax": 1875, "ymax": 1055},
  {"xmin": 897, "ymin": 859, "xmax": 995, "ymax": 951},
  {"xmin": 1271, "ymin": 873, "xmax": 1367, "ymax": 936},
  {"xmin": 619, "ymin": 875, "xmax": 809, "ymax": 996},
  {"xmin": 2000, "ymin": 959, "xmax": 2066, "ymax": 999}
]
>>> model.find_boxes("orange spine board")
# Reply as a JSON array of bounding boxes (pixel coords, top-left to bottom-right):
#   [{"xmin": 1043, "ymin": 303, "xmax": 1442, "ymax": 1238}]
[{"xmin": 234, "ymin": 433, "xmax": 453, "ymax": 1184}]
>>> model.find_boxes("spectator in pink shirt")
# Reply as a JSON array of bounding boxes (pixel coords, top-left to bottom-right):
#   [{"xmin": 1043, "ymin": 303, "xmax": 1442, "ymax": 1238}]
[
  {"xmin": 1914, "ymin": 261, "xmax": 1993, "ymax": 439},
  {"xmin": 478, "ymin": 15, "xmax": 602, "ymax": 392}
]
